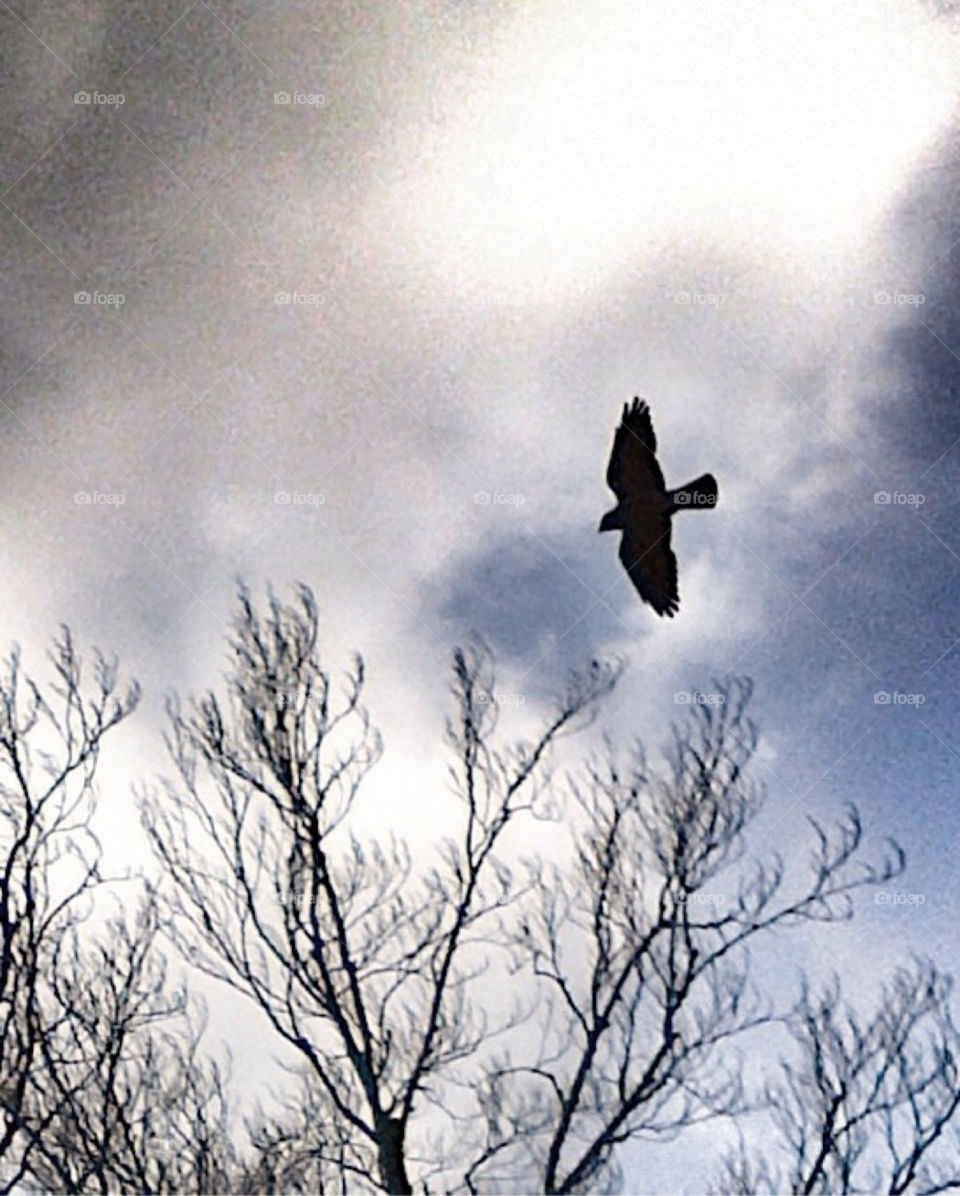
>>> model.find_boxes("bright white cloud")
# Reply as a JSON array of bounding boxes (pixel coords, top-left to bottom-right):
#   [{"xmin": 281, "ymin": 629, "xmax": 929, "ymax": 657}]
[{"xmin": 378, "ymin": 0, "xmax": 959, "ymax": 301}]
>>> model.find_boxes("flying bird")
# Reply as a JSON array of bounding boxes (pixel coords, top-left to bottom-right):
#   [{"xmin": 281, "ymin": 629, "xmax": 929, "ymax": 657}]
[{"xmin": 599, "ymin": 398, "xmax": 718, "ymax": 617}]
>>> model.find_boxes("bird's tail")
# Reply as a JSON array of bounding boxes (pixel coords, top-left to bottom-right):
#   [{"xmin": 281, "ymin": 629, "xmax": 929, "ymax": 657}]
[{"xmin": 668, "ymin": 473, "xmax": 718, "ymax": 512}]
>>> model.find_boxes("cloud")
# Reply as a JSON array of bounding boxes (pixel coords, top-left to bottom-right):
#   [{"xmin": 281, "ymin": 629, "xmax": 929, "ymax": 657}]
[{"xmin": 372, "ymin": 0, "xmax": 959, "ymax": 302}]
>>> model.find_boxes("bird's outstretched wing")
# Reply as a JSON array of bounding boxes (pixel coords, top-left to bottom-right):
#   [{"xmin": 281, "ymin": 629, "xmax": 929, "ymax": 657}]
[
  {"xmin": 618, "ymin": 510, "xmax": 679, "ymax": 617},
  {"xmin": 606, "ymin": 397, "xmax": 665, "ymax": 502}
]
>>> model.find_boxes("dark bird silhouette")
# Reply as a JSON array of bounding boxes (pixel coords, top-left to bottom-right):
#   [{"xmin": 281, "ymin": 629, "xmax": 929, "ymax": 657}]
[{"xmin": 599, "ymin": 397, "xmax": 718, "ymax": 617}]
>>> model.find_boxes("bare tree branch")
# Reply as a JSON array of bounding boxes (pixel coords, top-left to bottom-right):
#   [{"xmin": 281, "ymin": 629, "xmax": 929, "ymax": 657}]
[{"xmin": 0, "ymin": 631, "xmax": 139, "ymax": 1186}]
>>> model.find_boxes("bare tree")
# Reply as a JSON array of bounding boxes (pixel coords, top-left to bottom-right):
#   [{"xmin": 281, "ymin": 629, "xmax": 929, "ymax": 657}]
[
  {"xmin": 0, "ymin": 630, "xmax": 139, "ymax": 1187},
  {"xmin": 18, "ymin": 894, "xmax": 237, "ymax": 1194},
  {"xmin": 235, "ymin": 1073, "xmax": 360, "ymax": 1194},
  {"xmin": 140, "ymin": 585, "xmax": 925, "ymax": 1194},
  {"xmin": 0, "ymin": 632, "xmax": 249, "ymax": 1195},
  {"xmin": 1, "ymin": 594, "xmax": 955, "ymax": 1194},
  {"xmin": 140, "ymin": 585, "xmax": 620, "ymax": 1193},
  {"xmin": 716, "ymin": 959, "xmax": 960, "ymax": 1194},
  {"xmin": 457, "ymin": 682, "xmax": 910, "ymax": 1193}
]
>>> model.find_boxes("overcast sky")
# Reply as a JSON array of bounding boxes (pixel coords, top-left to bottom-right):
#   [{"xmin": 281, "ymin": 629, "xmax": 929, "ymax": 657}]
[{"xmin": 3, "ymin": 0, "xmax": 960, "ymax": 1187}]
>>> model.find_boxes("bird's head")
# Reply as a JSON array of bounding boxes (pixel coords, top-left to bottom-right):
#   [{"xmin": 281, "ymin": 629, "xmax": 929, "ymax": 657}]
[{"xmin": 598, "ymin": 507, "xmax": 622, "ymax": 533}]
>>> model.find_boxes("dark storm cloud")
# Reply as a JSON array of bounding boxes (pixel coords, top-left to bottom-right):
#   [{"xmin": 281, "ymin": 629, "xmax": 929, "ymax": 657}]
[
  {"xmin": 0, "ymin": 1, "xmax": 458, "ymax": 674},
  {"xmin": 879, "ymin": 132, "xmax": 960, "ymax": 469},
  {"xmin": 422, "ymin": 525, "xmax": 629, "ymax": 690}
]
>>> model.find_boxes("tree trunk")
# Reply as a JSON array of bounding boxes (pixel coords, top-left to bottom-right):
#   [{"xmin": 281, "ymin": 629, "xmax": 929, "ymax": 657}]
[{"xmin": 377, "ymin": 1116, "xmax": 411, "ymax": 1195}]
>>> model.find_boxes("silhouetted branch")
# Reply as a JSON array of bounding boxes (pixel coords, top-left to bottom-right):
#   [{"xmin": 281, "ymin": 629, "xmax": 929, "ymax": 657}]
[
  {"xmin": 140, "ymin": 591, "xmax": 620, "ymax": 1193},
  {"xmin": 715, "ymin": 957, "xmax": 960, "ymax": 1194},
  {"xmin": 0, "ymin": 631, "xmax": 139, "ymax": 1186}
]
